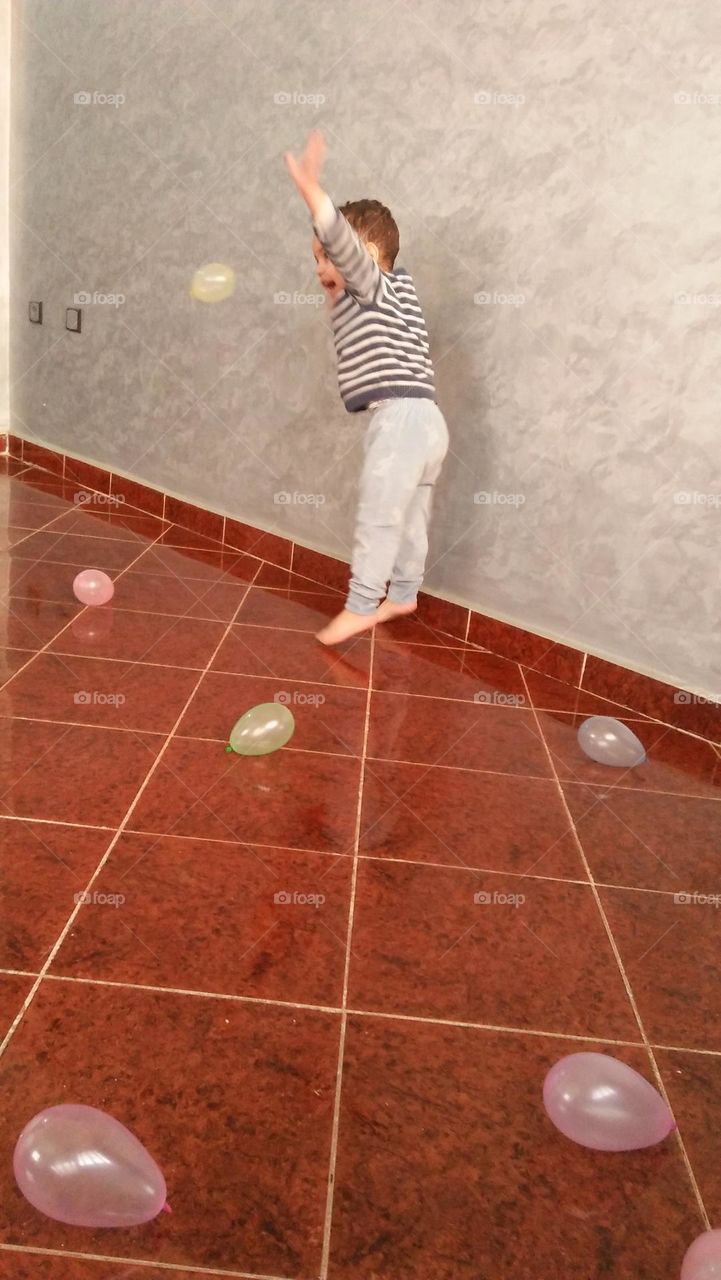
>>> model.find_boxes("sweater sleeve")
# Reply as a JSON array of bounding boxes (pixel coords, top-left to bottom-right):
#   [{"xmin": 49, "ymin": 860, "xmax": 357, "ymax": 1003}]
[{"xmin": 312, "ymin": 193, "xmax": 382, "ymax": 306}]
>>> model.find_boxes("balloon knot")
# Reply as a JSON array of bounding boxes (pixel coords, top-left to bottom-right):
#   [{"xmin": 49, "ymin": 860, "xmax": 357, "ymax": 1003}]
[
  {"xmin": 224, "ymin": 744, "xmax": 233, "ymax": 753},
  {"xmin": 162, "ymin": 1201, "xmax": 172, "ymax": 1214}
]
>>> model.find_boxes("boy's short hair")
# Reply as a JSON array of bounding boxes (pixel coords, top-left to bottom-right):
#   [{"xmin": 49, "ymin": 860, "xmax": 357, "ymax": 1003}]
[{"xmin": 339, "ymin": 199, "xmax": 399, "ymax": 270}]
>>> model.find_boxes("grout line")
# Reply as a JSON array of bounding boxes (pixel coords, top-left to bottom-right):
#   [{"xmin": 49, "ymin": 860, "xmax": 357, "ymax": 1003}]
[
  {"xmin": 578, "ymin": 651, "xmax": 588, "ymax": 686},
  {"xmin": 2, "ymin": 969, "xmax": 670, "ymax": 1051},
  {"xmin": 517, "ymin": 667, "xmax": 711, "ymax": 1230},
  {"xmin": 40, "ymin": 972, "xmax": 342, "ymax": 1015},
  {"xmin": 0, "ymin": 802, "xmax": 707, "ymax": 899},
  {"xmin": 0, "ymin": 1243, "xmax": 290, "ymax": 1279},
  {"xmin": 0, "ymin": 563, "xmax": 265, "ymax": 1061},
  {"xmin": 319, "ymin": 638, "xmax": 375, "ymax": 1278},
  {"xmin": 7, "ymin": 965, "xmax": 721, "ymax": 1056}
]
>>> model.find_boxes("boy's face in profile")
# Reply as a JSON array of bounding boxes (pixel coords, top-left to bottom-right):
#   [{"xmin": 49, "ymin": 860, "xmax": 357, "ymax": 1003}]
[{"xmin": 312, "ymin": 237, "xmax": 345, "ymax": 305}]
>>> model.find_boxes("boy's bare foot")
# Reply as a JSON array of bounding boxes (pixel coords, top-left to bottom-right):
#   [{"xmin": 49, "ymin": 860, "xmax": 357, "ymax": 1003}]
[
  {"xmin": 316, "ymin": 608, "xmax": 379, "ymax": 646},
  {"xmin": 375, "ymin": 599, "xmax": 417, "ymax": 624}
]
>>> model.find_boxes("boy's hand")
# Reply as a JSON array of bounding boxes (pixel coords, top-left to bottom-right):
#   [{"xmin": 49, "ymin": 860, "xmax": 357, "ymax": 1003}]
[{"xmin": 284, "ymin": 129, "xmax": 327, "ymax": 217}]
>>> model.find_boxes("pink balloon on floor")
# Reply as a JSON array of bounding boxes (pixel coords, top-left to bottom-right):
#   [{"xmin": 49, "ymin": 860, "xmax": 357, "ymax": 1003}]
[
  {"xmin": 14, "ymin": 1104, "xmax": 167, "ymax": 1227},
  {"xmin": 682, "ymin": 1231, "xmax": 721, "ymax": 1279},
  {"xmin": 543, "ymin": 1052, "xmax": 675, "ymax": 1151},
  {"xmin": 73, "ymin": 568, "xmax": 114, "ymax": 606}
]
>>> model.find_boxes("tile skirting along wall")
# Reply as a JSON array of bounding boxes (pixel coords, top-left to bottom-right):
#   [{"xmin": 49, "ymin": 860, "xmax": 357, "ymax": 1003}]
[{"xmin": 3, "ymin": 433, "xmax": 719, "ymax": 745}]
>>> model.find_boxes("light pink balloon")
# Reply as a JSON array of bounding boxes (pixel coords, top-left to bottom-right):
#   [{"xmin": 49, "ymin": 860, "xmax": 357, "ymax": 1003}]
[
  {"xmin": 73, "ymin": 569, "xmax": 114, "ymax": 606},
  {"xmin": 14, "ymin": 1104, "xmax": 167, "ymax": 1227},
  {"xmin": 543, "ymin": 1052, "xmax": 675, "ymax": 1151},
  {"xmin": 682, "ymin": 1231, "xmax": 721, "ymax": 1279}
]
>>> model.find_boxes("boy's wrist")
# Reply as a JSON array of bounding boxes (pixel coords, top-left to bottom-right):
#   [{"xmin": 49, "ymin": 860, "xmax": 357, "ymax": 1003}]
[{"xmin": 304, "ymin": 181, "xmax": 327, "ymax": 219}]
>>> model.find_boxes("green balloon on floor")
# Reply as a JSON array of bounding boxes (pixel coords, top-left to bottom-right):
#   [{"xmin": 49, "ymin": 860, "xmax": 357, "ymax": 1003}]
[{"xmin": 225, "ymin": 702, "xmax": 295, "ymax": 756}]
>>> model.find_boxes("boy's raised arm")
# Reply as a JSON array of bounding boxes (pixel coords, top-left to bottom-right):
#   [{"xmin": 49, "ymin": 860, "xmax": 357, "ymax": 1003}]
[{"xmin": 285, "ymin": 130, "xmax": 382, "ymax": 306}]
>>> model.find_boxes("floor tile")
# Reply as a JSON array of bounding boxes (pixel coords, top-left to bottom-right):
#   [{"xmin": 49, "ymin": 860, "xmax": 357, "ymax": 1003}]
[
  {"xmin": 11, "ymin": 531, "xmax": 146, "ymax": 572},
  {"xmin": 0, "ymin": 650, "xmax": 34, "ymax": 684},
  {"xmin": 563, "ymin": 781, "xmax": 721, "ymax": 892},
  {"xmin": 254, "ymin": 563, "xmax": 343, "ymax": 593},
  {"xmin": 49, "ymin": 608, "xmax": 228, "ymax": 669},
  {"xmin": 600, "ymin": 886, "xmax": 721, "ymax": 1052},
  {"xmin": 179, "ymin": 671, "xmax": 367, "ymax": 755},
  {"xmin": 0, "ymin": 527, "xmax": 37, "ymax": 551},
  {"xmin": 0, "ymin": 975, "xmax": 36, "ymax": 1037},
  {"xmin": 360, "ymin": 758, "xmax": 585, "ymax": 879},
  {"xmin": 656, "ymin": 1048, "xmax": 721, "ymax": 1222},
  {"xmin": 524, "ymin": 667, "xmax": 654, "ymax": 718},
  {"xmin": 49, "ymin": 505, "xmax": 168, "ymax": 542},
  {"xmin": 3, "ymin": 500, "xmax": 68, "ymax": 531},
  {"xmin": 329, "ymin": 1018, "xmax": 699, "ymax": 1279},
  {"xmin": 131, "ymin": 736, "xmax": 361, "ymax": 853},
  {"xmin": 375, "ymin": 610, "xmax": 473, "ymax": 647},
  {"xmin": 348, "ymin": 858, "xmax": 637, "ymax": 1037},
  {"xmin": 111, "ymin": 570, "xmax": 249, "ymax": 621},
  {"xmin": 0, "ymin": 981, "xmax": 338, "ymax": 1276},
  {"xmin": 212, "ymin": 623, "xmax": 371, "ymax": 687},
  {"xmin": 0, "ymin": 652, "xmax": 200, "ymax": 734},
  {"xmin": 52, "ymin": 831, "xmax": 352, "ymax": 1006},
  {"xmin": 0, "ymin": 819, "xmax": 112, "ymax": 969},
  {"xmin": 0, "ymin": 718, "xmax": 162, "ymax": 825},
  {"xmin": 236, "ymin": 586, "xmax": 342, "ymax": 631},
  {"xmin": 0, "ymin": 597, "xmax": 82, "ymax": 649},
  {"xmin": 367, "ymin": 690, "xmax": 552, "ymax": 776},
  {"xmin": 129, "ymin": 542, "xmax": 261, "ymax": 583},
  {"xmin": 372, "ymin": 640, "xmax": 526, "ymax": 703}
]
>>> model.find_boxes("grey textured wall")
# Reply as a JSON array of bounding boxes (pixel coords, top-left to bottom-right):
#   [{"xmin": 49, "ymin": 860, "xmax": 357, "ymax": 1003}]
[{"xmin": 9, "ymin": 0, "xmax": 721, "ymax": 696}]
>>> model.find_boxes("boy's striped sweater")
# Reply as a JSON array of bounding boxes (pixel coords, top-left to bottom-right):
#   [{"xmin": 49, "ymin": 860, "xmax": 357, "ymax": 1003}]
[{"xmin": 312, "ymin": 194, "xmax": 437, "ymax": 414}]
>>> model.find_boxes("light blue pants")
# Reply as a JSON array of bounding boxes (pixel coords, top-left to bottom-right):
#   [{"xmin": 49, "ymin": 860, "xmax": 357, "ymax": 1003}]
[{"xmin": 346, "ymin": 397, "xmax": 449, "ymax": 615}]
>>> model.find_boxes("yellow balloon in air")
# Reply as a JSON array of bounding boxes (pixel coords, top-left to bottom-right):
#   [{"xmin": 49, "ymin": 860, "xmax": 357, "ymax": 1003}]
[{"xmin": 190, "ymin": 262, "xmax": 236, "ymax": 304}]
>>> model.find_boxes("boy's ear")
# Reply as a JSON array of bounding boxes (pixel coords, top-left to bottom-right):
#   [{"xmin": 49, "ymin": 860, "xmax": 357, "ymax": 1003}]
[{"xmin": 366, "ymin": 242, "xmax": 379, "ymax": 264}]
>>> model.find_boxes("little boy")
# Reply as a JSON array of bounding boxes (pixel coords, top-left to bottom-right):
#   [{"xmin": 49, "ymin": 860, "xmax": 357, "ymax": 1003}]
[{"xmin": 285, "ymin": 130, "xmax": 448, "ymax": 646}]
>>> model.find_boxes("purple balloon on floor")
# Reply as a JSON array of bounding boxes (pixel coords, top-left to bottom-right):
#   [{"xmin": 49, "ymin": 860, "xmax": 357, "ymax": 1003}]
[
  {"xmin": 14, "ymin": 1104, "xmax": 167, "ymax": 1227},
  {"xmin": 543, "ymin": 1052, "xmax": 675, "ymax": 1151},
  {"xmin": 682, "ymin": 1230, "xmax": 721, "ymax": 1279},
  {"xmin": 577, "ymin": 716, "xmax": 646, "ymax": 767}
]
